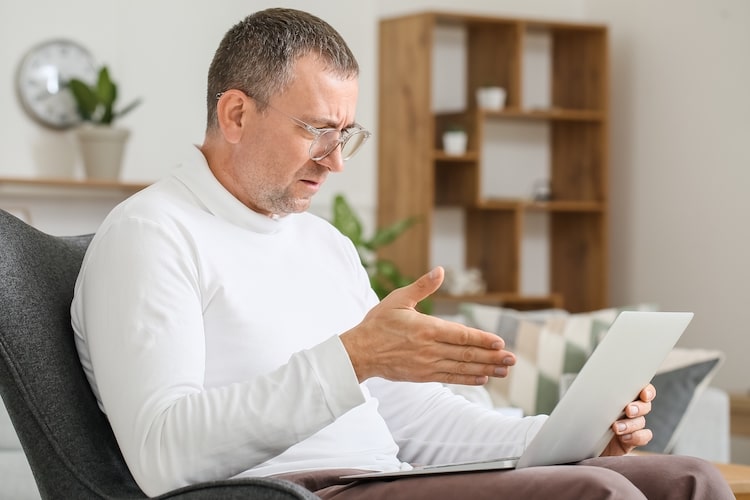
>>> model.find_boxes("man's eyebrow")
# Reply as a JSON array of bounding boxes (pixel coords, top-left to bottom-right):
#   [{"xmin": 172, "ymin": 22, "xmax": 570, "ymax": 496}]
[{"xmin": 305, "ymin": 114, "xmax": 355, "ymax": 130}]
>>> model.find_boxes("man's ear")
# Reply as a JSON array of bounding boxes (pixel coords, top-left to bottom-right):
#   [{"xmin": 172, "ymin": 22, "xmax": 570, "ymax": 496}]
[{"xmin": 216, "ymin": 90, "xmax": 250, "ymax": 144}]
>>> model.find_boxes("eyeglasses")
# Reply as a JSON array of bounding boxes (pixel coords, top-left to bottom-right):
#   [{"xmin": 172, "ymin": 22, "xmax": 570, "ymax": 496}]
[{"xmin": 216, "ymin": 91, "xmax": 371, "ymax": 162}]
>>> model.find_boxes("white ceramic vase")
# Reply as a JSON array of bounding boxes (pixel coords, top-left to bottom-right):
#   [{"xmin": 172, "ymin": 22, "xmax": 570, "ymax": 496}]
[
  {"xmin": 75, "ymin": 124, "xmax": 130, "ymax": 180},
  {"xmin": 476, "ymin": 86, "xmax": 507, "ymax": 110},
  {"xmin": 442, "ymin": 130, "xmax": 468, "ymax": 155}
]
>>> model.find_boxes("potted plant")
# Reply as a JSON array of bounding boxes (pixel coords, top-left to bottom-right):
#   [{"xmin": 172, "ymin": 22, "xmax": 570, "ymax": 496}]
[
  {"xmin": 475, "ymin": 84, "xmax": 506, "ymax": 110},
  {"xmin": 68, "ymin": 66, "xmax": 141, "ymax": 180},
  {"xmin": 331, "ymin": 194, "xmax": 431, "ymax": 313},
  {"xmin": 442, "ymin": 124, "xmax": 468, "ymax": 155}
]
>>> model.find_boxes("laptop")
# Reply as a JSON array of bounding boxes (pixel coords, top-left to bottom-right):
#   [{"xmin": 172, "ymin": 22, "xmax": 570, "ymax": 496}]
[{"xmin": 342, "ymin": 311, "xmax": 693, "ymax": 480}]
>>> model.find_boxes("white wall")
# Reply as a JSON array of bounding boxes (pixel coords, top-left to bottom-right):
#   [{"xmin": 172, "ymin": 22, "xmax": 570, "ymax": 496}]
[
  {"xmin": 584, "ymin": 0, "xmax": 750, "ymax": 394},
  {"xmin": 1, "ymin": 1, "xmax": 748, "ymax": 394},
  {"xmin": 0, "ymin": 0, "xmax": 380, "ymax": 224},
  {"xmin": 0, "ymin": 0, "xmax": 581, "ymax": 227}
]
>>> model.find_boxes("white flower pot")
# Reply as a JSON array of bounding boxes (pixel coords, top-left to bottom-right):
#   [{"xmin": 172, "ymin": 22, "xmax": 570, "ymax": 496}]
[
  {"xmin": 476, "ymin": 86, "xmax": 507, "ymax": 110},
  {"xmin": 442, "ymin": 130, "xmax": 468, "ymax": 155},
  {"xmin": 75, "ymin": 124, "xmax": 130, "ymax": 180}
]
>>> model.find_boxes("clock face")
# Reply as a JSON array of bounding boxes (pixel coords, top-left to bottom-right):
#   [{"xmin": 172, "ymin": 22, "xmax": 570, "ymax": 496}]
[{"xmin": 16, "ymin": 39, "xmax": 98, "ymax": 130}]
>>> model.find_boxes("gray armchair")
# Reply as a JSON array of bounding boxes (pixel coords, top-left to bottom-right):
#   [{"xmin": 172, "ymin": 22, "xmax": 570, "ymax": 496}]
[{"xmin": 0, "ymin": 209, "xmax": 318, "ymax": 499}]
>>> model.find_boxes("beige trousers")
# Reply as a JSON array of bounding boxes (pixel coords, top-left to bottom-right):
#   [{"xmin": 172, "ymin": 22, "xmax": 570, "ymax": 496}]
[{"xmin": 275, "ymin": 455, "xmax": 734, "ymax": 500}]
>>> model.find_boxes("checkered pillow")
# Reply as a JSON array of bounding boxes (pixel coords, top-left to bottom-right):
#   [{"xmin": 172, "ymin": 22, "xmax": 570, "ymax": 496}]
[{"xmin": 459, "ymin": 303, "xmax": 657, "ymax": 415}]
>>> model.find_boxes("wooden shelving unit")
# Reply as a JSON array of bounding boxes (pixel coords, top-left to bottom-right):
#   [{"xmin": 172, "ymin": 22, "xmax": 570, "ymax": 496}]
[
  {"xmin": 377, "ymin": 12, "xmax": 609, "ymax": 313},
  {"xmin": 0, "ymin": 177, "xmax": 149, "ymax": 196}
]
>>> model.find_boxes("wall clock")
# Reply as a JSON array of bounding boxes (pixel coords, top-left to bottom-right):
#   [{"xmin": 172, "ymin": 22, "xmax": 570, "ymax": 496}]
[{"xmin": 16, "ymin": 39, "xmax": 98, "ymax": 130}]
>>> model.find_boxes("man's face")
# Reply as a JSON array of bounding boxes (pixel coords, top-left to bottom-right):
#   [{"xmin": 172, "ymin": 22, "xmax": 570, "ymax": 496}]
[{"xmin": 230, "ymin": 55, "xmax": 360, "ymax": 217}]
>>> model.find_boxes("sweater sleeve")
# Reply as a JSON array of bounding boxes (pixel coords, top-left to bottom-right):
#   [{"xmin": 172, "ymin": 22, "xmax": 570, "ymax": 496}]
[
  {"xmin": 72, "ymin": 216, "xmax": 365, "ymax": 496},
  {"xmin": 365, "ymin": 377, "xmax": 546, "ymax": 465}
]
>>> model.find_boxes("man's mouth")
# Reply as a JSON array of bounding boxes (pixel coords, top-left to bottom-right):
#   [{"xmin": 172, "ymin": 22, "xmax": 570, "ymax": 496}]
[{"xmin": 300, "ymin": 178, "xmax": 323, "ymax": 191}]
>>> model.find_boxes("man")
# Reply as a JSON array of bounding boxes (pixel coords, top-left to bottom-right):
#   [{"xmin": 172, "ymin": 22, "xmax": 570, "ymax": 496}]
[{"xmin": 72, "ymin": 8, "xmax": 732, "ymax": 499}]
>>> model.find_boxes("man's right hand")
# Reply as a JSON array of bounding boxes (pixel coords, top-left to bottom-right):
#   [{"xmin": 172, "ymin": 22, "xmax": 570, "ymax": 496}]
[{"xmin": 339, "ymin": 266, "xmax": 516, "ymax": 385}]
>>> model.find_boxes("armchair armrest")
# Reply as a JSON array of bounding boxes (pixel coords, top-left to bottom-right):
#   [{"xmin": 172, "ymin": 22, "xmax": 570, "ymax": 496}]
[{"xmin": 157, "ymin": 477, "xmax": 319, "ymax": 499}]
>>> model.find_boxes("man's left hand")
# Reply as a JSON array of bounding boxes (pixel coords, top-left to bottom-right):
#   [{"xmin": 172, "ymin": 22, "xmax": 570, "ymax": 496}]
[{"xmin": 601, "ymin": 384, "xmax": 655, "ymax": 456}]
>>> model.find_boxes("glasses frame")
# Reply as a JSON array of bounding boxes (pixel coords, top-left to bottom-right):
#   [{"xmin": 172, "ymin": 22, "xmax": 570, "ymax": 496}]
[{"xmin": 216, "ymin": 91, "xmax": 371, "ymax": 162}]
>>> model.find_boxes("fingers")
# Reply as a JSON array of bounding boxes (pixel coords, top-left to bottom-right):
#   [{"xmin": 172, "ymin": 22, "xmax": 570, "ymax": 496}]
[
  {"xmin": 341, "ymin": 269, "xmax": 515, "ymax": 385},
  {"xmin": 626, "ymin": 400, "xmax": 652, "ymax": 418},
  {"xmin": 611, "ymin": 391, "xmax": 654, "ymax": 450},
  {"xmin": 411, "ymin": 320, "xmax": 514, "ymax": 377},
  {"xmin": 433, "ymin": 322, "xmax": 506, "ymax": 351},
  {"xmin": 387, "ymin": 332, "xmax": 516, "ymax": 384},
  {"xmin": 341, "ymin": 311, "xmax": 514, "ymax": 384},
  {"xmin": 624, "ymin": 383, "xmax": 655, "ymax": 419},
  {"xmin": 640, "ymin": 384, "xmax": 656, "ymax": 403},
  {"xmin": 602, "ymin": 385, "xmax": 658, "ymax": 456},
  {"xmin": 427, "ymin": 341, "xmax": 515, "ymax": 371},
  {"xmin": 425, "ymin": 348, "xmax": 516, "ymax": 378},
  {"xmin": 613, "ymin": 416, "xmax": 653, "ymax": 448},
  {"xmin": 381, "ymin": 266, "xmax": 444, "ymax": 310}
]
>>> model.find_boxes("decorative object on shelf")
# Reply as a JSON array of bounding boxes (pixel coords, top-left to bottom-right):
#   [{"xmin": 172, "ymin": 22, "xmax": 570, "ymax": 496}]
[
  {"xmin": 476, "ymin": 86, "xmax": 507, "ymax": 110},
  {"xmin": 15, "ymin": 39, "xmax": 98, "ymax": 130},
  {"xmin": 73, "ymin": 125, "xmax": 130, "ymax": 180},
  {"xmin": 442, "ymin": 125, "xmax": 468, "ymax": 155},
  {"xmin": 329, "ymin": 194, "xmax": 431, "ymax": 312},
  {"xmin": 69, "ymin": 66, "xmax": 142, "ymax": 180},
  {"xmin": 441, "ymin": 267, "xmax": 486, "ymax": 296},
  {"xmin": 532, "ymin": 178, "xmax": 552, "ymax": 201}
]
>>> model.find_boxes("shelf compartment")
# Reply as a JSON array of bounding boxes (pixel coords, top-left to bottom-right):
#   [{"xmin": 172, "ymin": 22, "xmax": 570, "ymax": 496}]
[
  {"xmin": 435, "ymin": 159, "xmax": 478, "ymax": 206},
  {"xmin": 548, "ymin": 26, "xmax": 608, "ymax": 111},
  {"xmin": 479, "ymin": 199, "xmax": 605, "ymax": 212},
  {"xmin": 549, "ymin": 212, "xmax": 607, "ymax": 312},
  {"xmin": 465, "ymin": 208, "xmax": 520, "ymax": 294},
  {"xmin": 433, "ymin": 151, "xmax": 480, "ymax": 162},
  {"xmin": 433, "ymin": 292, "xmax": 564, "ymax": 311},
  {"xmin": 481, "ymin": 108, "xmax": 605, "ymax": 121},
  {"xmin": 465, "ymin": 20, "xmax": 522, "ymax": 110},
  {"xmin": 551, "ymin": 121, "xmax": 606, "ymax": 202}
]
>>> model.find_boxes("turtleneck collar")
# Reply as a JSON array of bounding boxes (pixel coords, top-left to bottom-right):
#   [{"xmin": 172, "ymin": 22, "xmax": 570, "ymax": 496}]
[{"xmin": 172, "ymin": 146, "xmax": 291, "ymax": 234}]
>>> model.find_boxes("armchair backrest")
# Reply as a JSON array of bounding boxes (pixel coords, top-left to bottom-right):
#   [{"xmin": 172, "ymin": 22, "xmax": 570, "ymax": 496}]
[{"xmin": 0, "ymin": 209, "xmax": 145, "ymax": 499}]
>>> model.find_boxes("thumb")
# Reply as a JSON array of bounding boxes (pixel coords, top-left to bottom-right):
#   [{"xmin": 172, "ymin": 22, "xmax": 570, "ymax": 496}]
[{"xmin": 381, "ymin": 266, "xmax": 444, "ymax": 309}]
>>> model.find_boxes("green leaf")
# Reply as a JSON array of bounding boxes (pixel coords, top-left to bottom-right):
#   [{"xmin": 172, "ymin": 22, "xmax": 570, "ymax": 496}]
[
  {"xmin": 116, "ymin": 97, "xmax": 143, "ymax": 120},
  {"xmin": 374, "ymin": 259, "xmax": 401, "ymax": 284},
  {"xmin": 369, "ymin": 279, "xmax": 390, "ymax": 300},
  {"xmin": 67, "ymin": 65, "xmax": 141, "ymax": 126},
  {"xmin": 332, "ymin": 194, "xmax": 363, "ymax": 246},
  {"xmin": 67, "ymin": 79, "xmax": 97, "ymax": 121},
  {"xmin": 96, "ymin": 67, "xmax": 116, "ymax": 107},
  {"xmin": 329, "ymin": 193, "xmax": 424, "ymax": 303},
  {"xmin": 366, "ymin": 216, "xmax": 417, "ymax": 250},
  {"xmin": 417, "ymin": 298, "xmax": 434, "ymax": 314}
]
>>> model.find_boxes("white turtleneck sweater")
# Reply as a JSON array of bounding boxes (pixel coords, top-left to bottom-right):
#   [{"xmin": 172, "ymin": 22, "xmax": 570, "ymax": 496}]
[{"xmin": 71, "ymin": 147, "xmax": 545, "ymax": 497}]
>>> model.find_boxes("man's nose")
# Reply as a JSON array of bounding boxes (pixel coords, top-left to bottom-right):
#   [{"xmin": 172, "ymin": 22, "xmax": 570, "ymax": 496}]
[{"xmin": 316, "ymin": 146, "xmax": 345, "ymax": 172}]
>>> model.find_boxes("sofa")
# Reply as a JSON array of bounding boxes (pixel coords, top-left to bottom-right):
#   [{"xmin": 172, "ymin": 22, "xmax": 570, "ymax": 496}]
[{"xmin": 443, "ymin": 303, "xmax": 730, "ymax": 462}]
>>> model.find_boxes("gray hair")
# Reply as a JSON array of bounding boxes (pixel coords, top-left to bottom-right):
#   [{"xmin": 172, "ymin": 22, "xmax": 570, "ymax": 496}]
[{"xmin": 205, "ymin": 8, "xmax": 359, "ymax": 131}]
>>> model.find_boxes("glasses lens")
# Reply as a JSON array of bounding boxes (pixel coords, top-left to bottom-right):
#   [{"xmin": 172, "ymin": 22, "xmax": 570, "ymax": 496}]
[
  {"xmin": 309, "ymin": 128, "xmax": 371, "ymax": 161},
  {"xmin": 307, "ymin": 129, "xmax": 337, "ymax": 161},
  {"xmin": 340, "ymin": 130, "xmax": 369, "ymax": 160}
]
